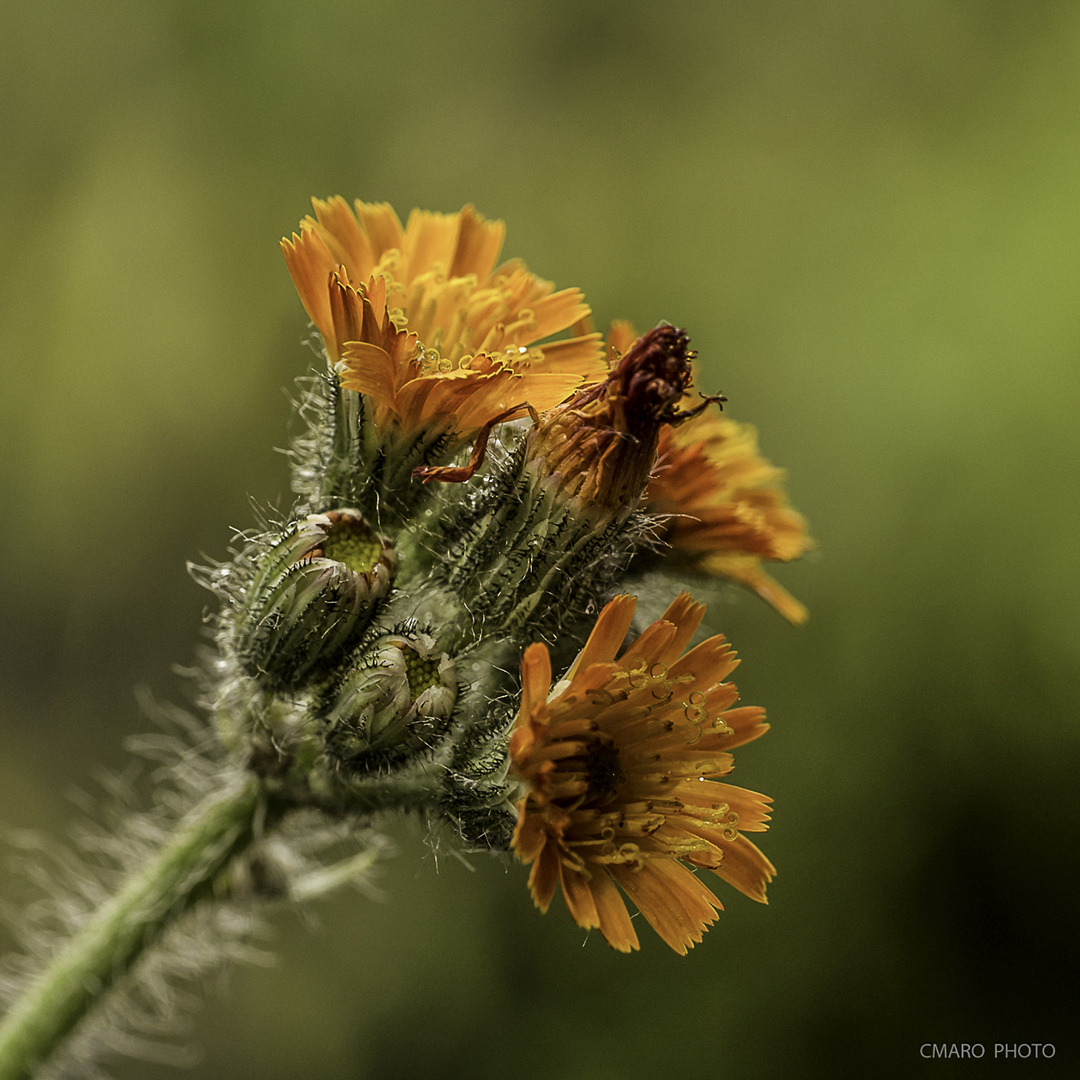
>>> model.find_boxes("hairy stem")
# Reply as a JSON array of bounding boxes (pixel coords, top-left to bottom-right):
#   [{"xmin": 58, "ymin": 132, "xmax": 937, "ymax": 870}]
[{"xmin": 0, "ymin": 773, "xmax": 271, "ymax": 1080}]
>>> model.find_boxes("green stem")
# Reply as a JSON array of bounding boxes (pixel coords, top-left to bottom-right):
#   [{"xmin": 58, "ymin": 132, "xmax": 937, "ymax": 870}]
[{"xmin": 0, "ymin": 773, "xmax": 270, "ymax": 1080}]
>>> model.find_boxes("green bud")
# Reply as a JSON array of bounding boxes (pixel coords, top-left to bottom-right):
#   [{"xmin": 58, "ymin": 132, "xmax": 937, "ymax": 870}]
[
  {"xmin": 319, "ymin": 629, "xmax": 457, "ymax": 767},
  {"xmin": 233, "ymin": 509, "xmax": 396, "ymax": 691}
]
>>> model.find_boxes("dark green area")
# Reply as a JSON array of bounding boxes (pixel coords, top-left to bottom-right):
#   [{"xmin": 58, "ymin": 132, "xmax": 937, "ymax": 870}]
[{"xmin": 2, "ymin": 2, "xmax": 1078, "ymax": 1077}]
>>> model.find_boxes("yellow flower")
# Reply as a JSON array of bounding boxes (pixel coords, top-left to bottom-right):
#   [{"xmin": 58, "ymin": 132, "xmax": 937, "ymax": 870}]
[
  {"xmin": 280, "ymin": 199, "xmax": 606, "ymax": 438},
  {"xmin": 605, "ymin": 322, "xmax": 813, "ymax": 624},
  {"xmin": 510, "ymin": 592, "xmax": 775, "ymax": 954}
]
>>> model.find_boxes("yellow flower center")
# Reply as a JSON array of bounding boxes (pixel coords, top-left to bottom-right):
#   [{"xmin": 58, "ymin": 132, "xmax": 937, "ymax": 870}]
[
  {"xmin": 400, "ymin": 646, "xmax": 442, "ymax": 698},
  {"xmin": 321, "ymin": 518, "xmax": 383, "ymax": 574}
]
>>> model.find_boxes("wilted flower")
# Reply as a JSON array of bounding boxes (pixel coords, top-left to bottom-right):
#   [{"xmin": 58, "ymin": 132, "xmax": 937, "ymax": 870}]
[
  {"xmin": 604, "ymin": 321, "xmax": 812, "ymax": 623},
  {"xmin": 522, "ymin": 324, "xmax": 721, "ymax": 517},
  {"xmin": 510, "ymin": 592, "xmax": 775, "ymax": 954}
]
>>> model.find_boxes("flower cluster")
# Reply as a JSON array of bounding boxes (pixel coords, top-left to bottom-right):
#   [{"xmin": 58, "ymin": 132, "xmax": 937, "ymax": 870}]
[
  {"xmin": 213, "ymin": 197, "xmax": 811, "ymax": 952},
  {"xmin": 0, "ymin": 194, "xmax": 821, "ymax": 1080}
]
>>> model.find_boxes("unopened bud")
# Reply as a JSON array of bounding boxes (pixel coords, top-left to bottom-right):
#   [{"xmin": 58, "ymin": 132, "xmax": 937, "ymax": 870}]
[
  {"xmin": 234, "ymin": 509, "xmax": 396, "ymax": 690},
  {"xmin": 319, "ymin": 629, "xmax": 457, "ymax": 767}
]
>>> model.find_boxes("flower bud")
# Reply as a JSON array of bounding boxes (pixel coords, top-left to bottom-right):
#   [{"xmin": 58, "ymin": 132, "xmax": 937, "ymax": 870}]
[
  {"xmin": 319, "ymin": 629, "xmax": 457, "ymax": 767},
  {"xmin": 234, "ymin": 509, "xmax": 396, "ymax": 691}
]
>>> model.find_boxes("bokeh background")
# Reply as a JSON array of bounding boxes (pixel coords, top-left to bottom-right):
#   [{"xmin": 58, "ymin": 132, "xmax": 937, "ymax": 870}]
[{"xmin": 3, "ymin": 2, "xmax": 1079, "ymax": 1077}]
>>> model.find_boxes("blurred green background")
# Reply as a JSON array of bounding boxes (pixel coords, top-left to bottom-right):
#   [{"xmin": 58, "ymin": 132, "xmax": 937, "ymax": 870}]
[{"xmin": 2, "ymin": 1, "xmax": 1079, "ymax": 1077}]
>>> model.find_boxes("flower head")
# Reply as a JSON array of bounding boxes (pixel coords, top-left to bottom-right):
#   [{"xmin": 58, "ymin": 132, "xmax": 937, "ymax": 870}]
[
  {"xmin": 647, "ymin": 410, "xmax": 813, "ymax": 624},
  {"xmin": 510, "ymin": 592, "xmax": 775, "ymax": 954},
  {"xmin": 280, "ymin": 199, "xmax": 606, "ymax": 440}
]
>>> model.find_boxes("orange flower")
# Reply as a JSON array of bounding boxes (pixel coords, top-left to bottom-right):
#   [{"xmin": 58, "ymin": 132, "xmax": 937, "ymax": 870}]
[
  {"xmin": 510, "ymin": 592, "xmax": 775, "ymax": 954},
  {"xmin": 280, "ymin": 199, "xmax": 606, "ymax": 438},
  {"xmin": 648, "ymin": 412, "xmax": 813, "ymax": 624}
]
